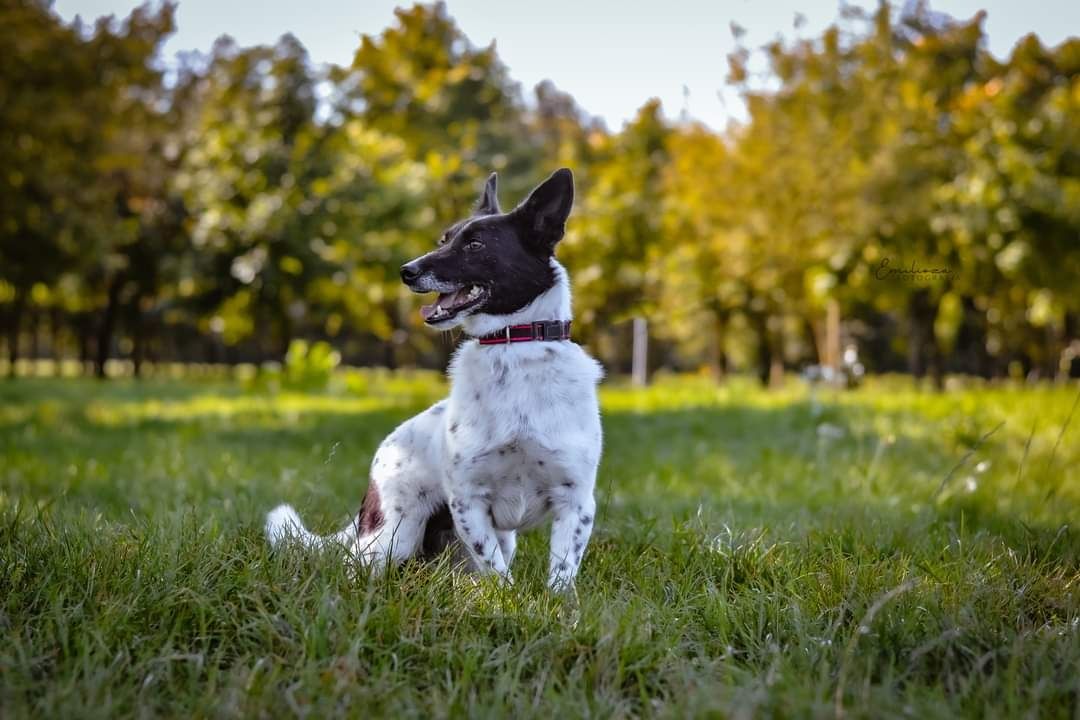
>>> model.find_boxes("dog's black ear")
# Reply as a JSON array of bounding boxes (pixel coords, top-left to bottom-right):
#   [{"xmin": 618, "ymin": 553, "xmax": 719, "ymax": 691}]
[
  {"xmin": 475, "ymin": 172, "xmax": 500, "ymax": 216},
  {"xmin": 515, "ymin": 168, "xmax": 574, "ymax": 249}
]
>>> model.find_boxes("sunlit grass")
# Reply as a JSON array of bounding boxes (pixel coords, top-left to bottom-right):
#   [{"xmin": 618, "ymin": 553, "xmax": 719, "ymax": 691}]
[{"xmin": 1, "ymin": 373, "xmax": 1078, "ymax": 718}]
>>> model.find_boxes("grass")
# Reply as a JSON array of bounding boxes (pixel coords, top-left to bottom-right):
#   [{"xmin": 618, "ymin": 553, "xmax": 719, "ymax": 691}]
[{"xmin": 1, "ymin": 372, "xmax": 1079, "ymax": 718}]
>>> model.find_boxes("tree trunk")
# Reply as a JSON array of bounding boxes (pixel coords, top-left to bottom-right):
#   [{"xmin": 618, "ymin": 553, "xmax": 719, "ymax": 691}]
[
  {"xmin": 252, "ymin": 303, "xmax": 267, "ymax": 363},
  {"xmin": 753, "ymin": 312, "xmax": 772, "ymax": 387},
  {"xmin": 280, "ymin": 322, "xmax": 292, "ymax": 363},
  {"xmin": 770, "ymin": 356, "xmax": 785, "ymax": 387},
  {"xmin": 29, "ymin": 306, "xmax": 41, "ymax": 362},
  {"xmin": 7, "ymin": 286, "xmax": 26, "ymax": 378},
  {"xmin": 276, "ymin": 304, "xmax": 293, "ymax": 363},
  {"xmin": 928, "ymin": 342, "xmax": 944, "ymax": 391},
  {"xmin": 131, "ymin": 301, "xmax": 145, "ymax": 379},
  {"xmin": 77, "ymin": 313, "xmax": 92, "ymax": 376},
  {"xmin": 146, "ymin": 326, "xmax": 159, "ymax": 367},
  {"xmin": 1066, "ymin": 312, "xmax": 1080, "ymax": 379},
  {"xmin": 1044, "ymin": 321, "xmax": 1063, "ymax": 380},
  {"xmin": 907, "ymin": 288, "xmax": 943, "ymax": 390},
  {"xmin": 50, "ymin": 307, "xmax": 63, "ymax": 367},
  {"xmin": 710, "ymin": 306, "xmax": 729, "ymax": 379},
  {"xmin": 955, "ymin": 295, "xmax": 990, "ymax": 378},
  {"xmin": 807, "ymin": 315, "xmax": 825, "ymax": 368},
  {"xmin": 95, "ymin": 275, "xmax": 124, "ymax": 379}
]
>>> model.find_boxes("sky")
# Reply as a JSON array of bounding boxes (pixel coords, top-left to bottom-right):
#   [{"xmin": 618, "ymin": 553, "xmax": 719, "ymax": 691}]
[{"xmin": 53, "ymin": 0, "xmax": 1080, "ymax": 131}]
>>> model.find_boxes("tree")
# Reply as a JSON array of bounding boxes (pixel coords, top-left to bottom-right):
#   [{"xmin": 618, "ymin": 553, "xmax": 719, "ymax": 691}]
[
  {"xmin": 175, "ymin": 35, "xmax": 325, "ymax": 359},
  {"xmin": 0, "ymin": 0, "xmax": 176, "ymax": 376},
  {"xmin": 561, "ymin": 100, "xmax": 670, "ymax": 372},
  {"xmin": 658, "ymin": 124, "xmax": 740, "ymax": 375},
  {"xmin": 338, "ymin": 3, "xmax": 538, "ymax": 218},
  {"xmin": 939, "ymin": 35, "xmax": 1080, "ymax": 378}
]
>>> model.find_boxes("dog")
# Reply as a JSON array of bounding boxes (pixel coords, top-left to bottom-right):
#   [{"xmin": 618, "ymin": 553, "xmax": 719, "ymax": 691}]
[{"xmin": 266, "ymin": 168, "xmax": 603, "ymax": 590}]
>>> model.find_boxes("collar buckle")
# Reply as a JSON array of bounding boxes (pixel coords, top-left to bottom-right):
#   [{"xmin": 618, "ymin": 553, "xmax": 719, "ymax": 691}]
[{"xmin": 535, "ymin": 320, "xmax": 565, "ymax": 341}]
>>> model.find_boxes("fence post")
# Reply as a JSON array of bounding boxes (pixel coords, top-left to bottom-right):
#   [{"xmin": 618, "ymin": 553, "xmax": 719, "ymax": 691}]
[
  {"xmin": 826, "ymin": 297, "xmax": 841, "ymax": 372},
  {"xmin": 632, "ymin": 317, "xmax": 648, "ymax": 387}
]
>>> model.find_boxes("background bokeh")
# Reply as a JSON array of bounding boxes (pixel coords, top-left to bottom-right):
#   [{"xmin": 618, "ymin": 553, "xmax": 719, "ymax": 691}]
[
  {"xmin": 2, "ymin": 0, "xmax": 1078, "ymax": 385},
  {"xmin": 3, "ymin": 5, "xmax": 1080, "ymax": 715}
]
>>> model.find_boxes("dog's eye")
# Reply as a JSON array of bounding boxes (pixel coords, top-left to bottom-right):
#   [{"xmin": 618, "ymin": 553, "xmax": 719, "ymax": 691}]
[
  {"xmin": 438, "ymin": 233, "xmax": 450, "ymax": 246},
  {"xmin": 465, "ymin": 239, "xmax": 484, "ymax": 251}
]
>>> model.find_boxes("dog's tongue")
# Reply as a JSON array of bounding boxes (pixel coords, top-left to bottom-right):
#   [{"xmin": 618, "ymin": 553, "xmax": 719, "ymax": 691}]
[
  {"xmin": 420, "ymin": 288, "xmax": 468, "ymax": 320},
  {"xmin": 420, "ymin": 302, "xmax": 439, "ymax": 321}
]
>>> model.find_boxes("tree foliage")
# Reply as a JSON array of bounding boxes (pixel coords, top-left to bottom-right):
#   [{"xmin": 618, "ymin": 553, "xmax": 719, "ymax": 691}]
[{"xmin": 1, "ymin": 1, "xmax": 1077, "ymax": 383}]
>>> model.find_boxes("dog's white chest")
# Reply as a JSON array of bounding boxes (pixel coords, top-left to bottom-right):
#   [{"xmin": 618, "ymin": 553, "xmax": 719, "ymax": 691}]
[
  {"xmin": 457, "ymin": 438, "xmax": 563, "ymax": 529},
  {"xmin": 441, "ymin": 340, "xmax": 603, "ymax": 531}
]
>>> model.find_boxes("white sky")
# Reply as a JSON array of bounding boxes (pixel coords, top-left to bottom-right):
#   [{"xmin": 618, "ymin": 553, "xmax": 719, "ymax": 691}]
[{"xmin": 53, "ymin": 0, "xmax": 1080, "ymax": 130}]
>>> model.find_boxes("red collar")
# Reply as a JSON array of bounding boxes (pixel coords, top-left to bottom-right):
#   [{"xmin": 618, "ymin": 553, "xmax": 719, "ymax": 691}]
[{"xmin": 477, "ymin": 320, "xmax": 572, "ymax": 345}]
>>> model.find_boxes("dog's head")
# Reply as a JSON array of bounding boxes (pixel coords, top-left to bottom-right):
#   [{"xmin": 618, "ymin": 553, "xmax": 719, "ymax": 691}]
[{"xmin": 400, "ymin": 168, "xmax": 574, "ymax": 329}]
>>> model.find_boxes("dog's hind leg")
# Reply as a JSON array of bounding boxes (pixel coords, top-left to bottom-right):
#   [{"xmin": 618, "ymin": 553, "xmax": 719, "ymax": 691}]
[
  {"xmin": 349, "ymin": 482, "xmax": 429, "ymax": 570},
  {"xmin": 351, "ymin": 514, "xmax": 427, "ymax": 570}
]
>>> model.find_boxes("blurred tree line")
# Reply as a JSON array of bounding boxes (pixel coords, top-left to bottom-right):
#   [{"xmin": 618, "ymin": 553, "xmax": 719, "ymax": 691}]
[{"xmin": 1, "ymin": 0, "xmax": 1077, "ymax": 385}]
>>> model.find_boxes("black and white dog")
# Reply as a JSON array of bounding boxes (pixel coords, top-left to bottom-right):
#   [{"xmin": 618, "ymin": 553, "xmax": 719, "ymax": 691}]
[{"xmin": 266, "ymin": 169, "xmax": 603, "ymax": 590}]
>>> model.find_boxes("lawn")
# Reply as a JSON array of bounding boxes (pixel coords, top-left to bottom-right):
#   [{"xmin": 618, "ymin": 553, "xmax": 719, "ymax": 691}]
[{"xmin": 1, "ymin": 372, "xmax": 1078, "ymax": 718}]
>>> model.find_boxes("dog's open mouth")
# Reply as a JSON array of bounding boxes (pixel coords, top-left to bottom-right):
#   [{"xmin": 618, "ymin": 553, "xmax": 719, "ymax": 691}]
[{"xmin": 419, "ymin": 285, "xmax": 488, "ymax": 324}]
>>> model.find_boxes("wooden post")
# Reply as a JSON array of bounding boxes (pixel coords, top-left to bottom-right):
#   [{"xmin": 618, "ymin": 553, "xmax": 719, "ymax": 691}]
[
  {"xmin": 826, "ymin": 297, "xmax": 840, "ymax": 371},
  {"xmin": 632, "ymin": 317, "xmax": 648, "ymax": 387}
]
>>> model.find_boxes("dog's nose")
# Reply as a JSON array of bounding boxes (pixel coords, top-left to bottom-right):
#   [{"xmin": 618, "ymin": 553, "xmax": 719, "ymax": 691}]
[{"xmin": 400, "ymin": 262, "xmax": 421, "ymax": 283}]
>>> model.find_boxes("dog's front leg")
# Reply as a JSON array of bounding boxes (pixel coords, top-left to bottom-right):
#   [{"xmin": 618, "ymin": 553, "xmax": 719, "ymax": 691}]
[
  {"xmin": 548, "ymin": 493, "xmax": 596, "ymax": 591},
  {"xmin": 495, "ymin": 530, "xmax": 517, "ymax": 567},
  {"xmin": 449, "ymin": 495, "xmax": 511, "ymax": 582}
]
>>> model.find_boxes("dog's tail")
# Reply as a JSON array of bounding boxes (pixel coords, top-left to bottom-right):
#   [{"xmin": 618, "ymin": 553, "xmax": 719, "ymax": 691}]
[{"xmin": 265, "ymin": 504, "xmax": 359, "ymax": 550}]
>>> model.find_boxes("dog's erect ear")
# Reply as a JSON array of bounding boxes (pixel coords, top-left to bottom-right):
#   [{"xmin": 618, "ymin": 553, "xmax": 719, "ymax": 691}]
[
  {"xmin": 515, "ymin": 168, "xmax": 574, "ymax": 249},
  {"xmin": 475, "ymin": 172, "xmax": 500, "ymax": 216}
]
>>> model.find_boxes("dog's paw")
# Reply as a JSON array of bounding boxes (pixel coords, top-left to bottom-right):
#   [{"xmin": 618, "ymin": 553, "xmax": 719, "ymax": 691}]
[{"xmin": 547, "ymin": 574, "xmax": 576, "ymax": 594}]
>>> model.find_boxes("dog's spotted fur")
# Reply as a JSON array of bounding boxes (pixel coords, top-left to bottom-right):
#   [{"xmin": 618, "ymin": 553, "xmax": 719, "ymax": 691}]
[{"xmin": 266, "ymin": 169, "xmax": 603, "ymax": 590}]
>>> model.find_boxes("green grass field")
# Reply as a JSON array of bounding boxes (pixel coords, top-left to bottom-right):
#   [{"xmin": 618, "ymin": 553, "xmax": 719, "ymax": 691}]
[{"xmin": 2, "ymin": 373, "xmax": 1078, "ymax": 718}]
